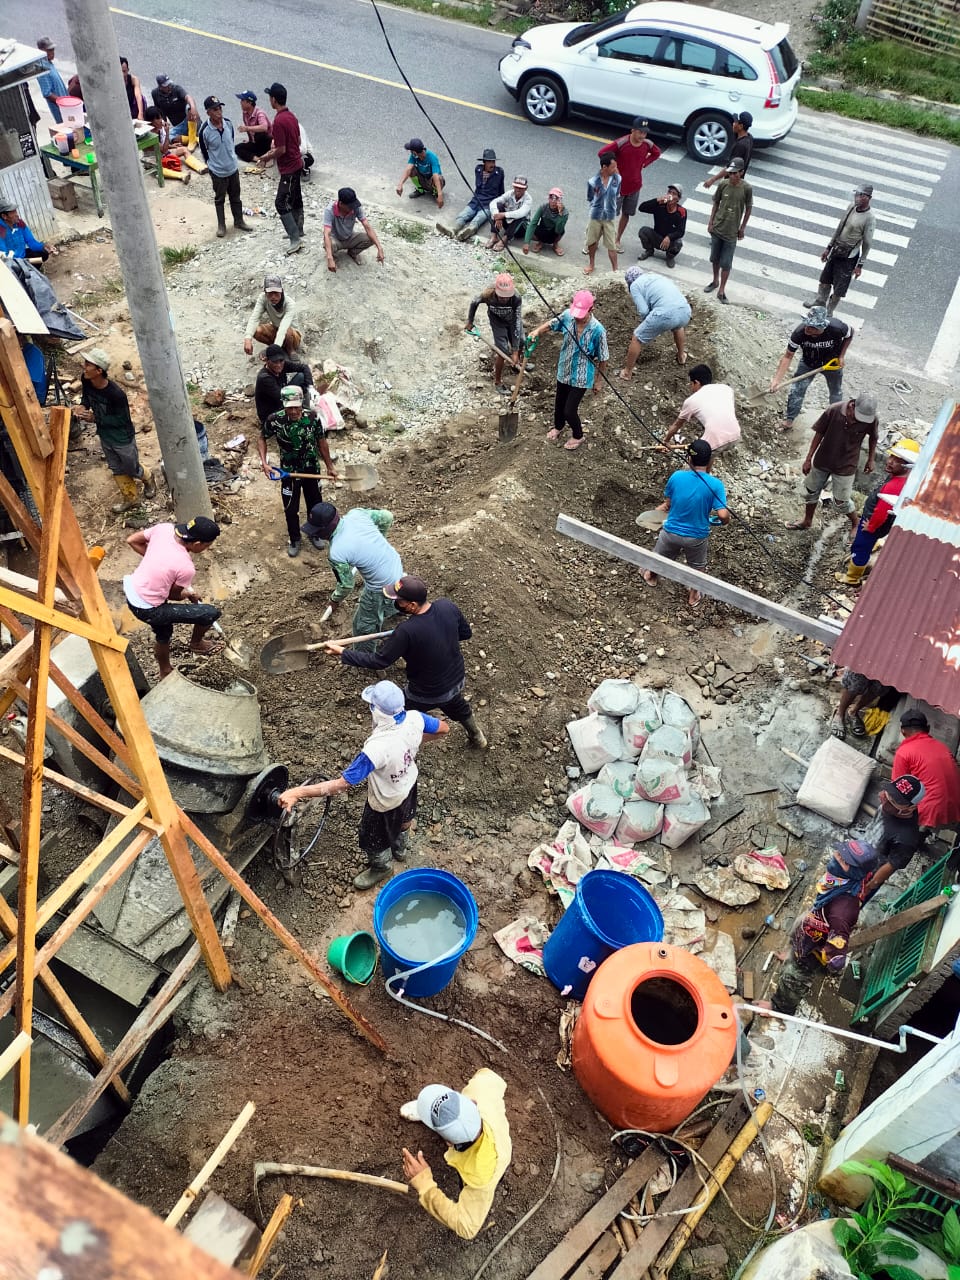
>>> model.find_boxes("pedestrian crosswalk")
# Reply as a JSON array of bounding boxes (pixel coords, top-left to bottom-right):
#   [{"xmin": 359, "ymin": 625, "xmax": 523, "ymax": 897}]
[{"xmin": 674, "ymin": 109, "xmax": 949, "ymax": 319}]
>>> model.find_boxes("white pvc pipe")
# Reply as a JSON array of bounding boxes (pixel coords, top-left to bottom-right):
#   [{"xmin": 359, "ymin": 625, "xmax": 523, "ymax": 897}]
[{"xmin": 736, "ymin": 1003, "xmax": 944, "ymax": 1053}]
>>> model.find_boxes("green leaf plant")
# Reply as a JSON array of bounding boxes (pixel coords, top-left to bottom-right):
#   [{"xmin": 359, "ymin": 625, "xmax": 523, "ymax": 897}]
[{"xmin": 834, "ymin": 1160, "xmax": 943, "ymax": 1280}]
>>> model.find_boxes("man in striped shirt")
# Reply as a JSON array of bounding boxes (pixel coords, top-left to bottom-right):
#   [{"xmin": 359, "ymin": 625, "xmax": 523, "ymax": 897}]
[{"xmin": 529, "ymin": 290, "xmax": 609, "ymax": 451}]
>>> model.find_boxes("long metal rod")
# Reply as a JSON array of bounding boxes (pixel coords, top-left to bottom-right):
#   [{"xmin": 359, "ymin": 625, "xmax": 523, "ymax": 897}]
[{"xmin": 736, "ymin": 1003, "xmax": 944, "ymax": 1052}]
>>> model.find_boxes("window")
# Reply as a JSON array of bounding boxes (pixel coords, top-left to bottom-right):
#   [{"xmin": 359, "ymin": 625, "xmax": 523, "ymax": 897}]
[
  {"xmin": 770, "ymin": 37, "xmax": 799, "ymax": 81},
  {"xmin": 678, "ymin": 39, "xmax": 720, "ymax": 73},
  {"xmin": 597, "ymin": 33, "xmax": 665, "ymax": 64},
  {"xmin": 562, "ymin": 10, "xmax": 629, "ymax": 48},
  {"xmin": 718, "ymin": 51, "xmax": 758, "ymax": 81}
]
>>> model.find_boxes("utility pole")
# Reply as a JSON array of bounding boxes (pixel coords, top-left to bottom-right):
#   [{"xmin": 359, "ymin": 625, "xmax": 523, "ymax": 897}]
[{"xmin": 64, "ymin": 0, "xmax": 212, "ymax": 519}]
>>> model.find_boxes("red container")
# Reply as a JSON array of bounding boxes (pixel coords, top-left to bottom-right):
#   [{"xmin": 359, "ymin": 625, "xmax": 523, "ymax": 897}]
[{"xmin": 572, "ymin": 942, "xmax": 737, "ymax": 1132}]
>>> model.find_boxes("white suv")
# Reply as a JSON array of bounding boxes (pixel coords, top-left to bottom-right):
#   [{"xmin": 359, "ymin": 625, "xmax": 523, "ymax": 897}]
[{"xmin": 499, "ymin": 2, "xmax": 801, "ymax": 162}]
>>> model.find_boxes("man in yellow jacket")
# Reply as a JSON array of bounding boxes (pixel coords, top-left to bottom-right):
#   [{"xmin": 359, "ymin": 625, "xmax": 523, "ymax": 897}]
[{"xmin": 401, "ymin": 1068, "xmax": 512, "ymax": 1240}]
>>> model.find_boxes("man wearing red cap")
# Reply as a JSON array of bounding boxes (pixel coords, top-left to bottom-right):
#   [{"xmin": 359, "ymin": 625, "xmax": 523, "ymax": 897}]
[
  {"xmin": 860, "ymin": 774, "xmax": 926, "ymax": 897},
  {"xmin": 466, "ymin": 272, "xmax": 524, "ymax": 394}
]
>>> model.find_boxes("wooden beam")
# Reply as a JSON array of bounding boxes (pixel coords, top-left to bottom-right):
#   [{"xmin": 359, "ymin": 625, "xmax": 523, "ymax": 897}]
[
  {"xmin": 847, "ymin": 894, "xmax": 951, "ymax": 953},
  {"xmin": 0, "ymin": 319, "xmax": 53, "ymax": 456},
  {"xmin": 0, "ymin": 745, "xmax": 159, "ymax": 827},
  {"xmin": 165, "ymin": 1102, "xmax": 257, "ymax": 1227},
  {"xmin": 0, "ymin": 584, "xmax": 127, "ymax": 650},
  {"xmin": 0, "ymin": 469, "xmax": 81, "ymax": 598},
  {"xmin": 246, "ymin": 1194, "xmax": 294, "ymax": 1278},
  {"xmin": 43, "ymin": 943, "xmax": 202, "ymax": 1148},
  {"xmin": 0, "ymin": 566, "xmax": 74, "ymax": 609},
  {"xmin": 555, "ymin": 514, "xmax": 843, "ymax": 648},
  {"xmin": 182, "ymin": 814, "xmax": 389, "ymax": 1056},
  {"xmin": 0, "ymin": 1031, "xmax": 31, "ymax": 1082},
  {"xmin": 0, "ymin": 632, "xmax": 36, "ymax": 682}
]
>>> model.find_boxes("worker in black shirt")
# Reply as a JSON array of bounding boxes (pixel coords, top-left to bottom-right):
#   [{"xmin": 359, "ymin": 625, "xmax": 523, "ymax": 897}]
[
  {"xmin": 636, "ymin": 185, "xmax": 686, "ymax": 267},
  {"xmin": 703, "ymin": 113, "xmax": 754, "ymax": 190},
  {"xmin": 327, "ymin": 574, "xmax": 488, "ymax": 749},
  {"xmin": 466, "ymin": 272, "xmax": 524, "ymax": 395},
  {"xmin": 861, "ymin": 774, "xmax": 926, "ymax": 898},
  {"xmin": 254, "ymin": 344, "xmax": 315, "ymax": 425},
  {"xmin": 74, "ymin": 348, "xmax": 156, "ymax": 513}
]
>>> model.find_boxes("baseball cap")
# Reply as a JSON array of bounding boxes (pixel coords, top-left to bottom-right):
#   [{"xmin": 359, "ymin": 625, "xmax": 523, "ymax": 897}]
[
  {"xmin": 855, "ymin": 183, "xmax": 874, "ymax": 196},
  {"xmin": 479, "ymin": 148, "xmax": 497, "ymax": 162},
  {"xmin": 204, "ymin": 95, "xmax": 224, "ymax": 110},
  {"xmin": 889, "ymin": 437, "xmax": 920, "ymax": 464},
  {"xmin": 156, "ymin": 74, "xmax": 171, "ymax": 87},
  {"xmin": 548, "ymin": 186, "xmax": 563, "ymax": 198},
  {"xmin": 727, "ymin": 157, "xmax": 745, "ymax": 173},
  {"xmin": 882, "ymin": 774, "xmax": 925, "ymax": 808},
  {"xmin": 0, "ymin": 198, "xmax": 18, "ymax": 215},
  {"xmin": 264, "ymin": 344, "xmax": 286, "ymax": 361},
  {"xmin": 384, "ymin": 575, "xmax": 428, "ymax": 604},
  {"xmin": 265, "ymin": 82, "xmax": 287, "ymax": 99},
  {"xmin": 624, "ymin": 264, "xmax": 644, "ymax": 288},
  {"xmin": 263, "ymin": 275, "xmax": 283, "ymax": 292},
  {"xmin": 337, "ymin": 187, "xmax": 360, "ymax": 209},
  {"xmin": 569, "ymin": 289, "xmax": 594, "ymax": 319},
  {"xmin": 835, "ymin": 838, "xmax": 877, "ymax": 871},
  {"xmin": 362, "ymin": 680, "xmax": 405, "ymax": 716},
  {"xmin": 736, "ymin": 111, "xmax": 753, "ymax": 128},
  {"xmin": 175, "ymin": 516, "xmax": 221, "ymax": 544},
  {"xmin": 687, "ymin": 439, "xmax": 712, "ymax": 466},
  {"xmin": 281, "ymin": 386, "xmax": 303, "ymax": 405},
  {"xmin": 631, "ymin": 117, "xmax": 649, "ymax": 131},
  {"xmin": 236, "ymin": 91, "xmax": 258, "ymax": 103},
  {"xmin": 512, "ymin": 174, "xmax": 528, "ymax": 188},
  {"xmin": 900, "ymin": 708, "xmax": 929, "ymax": 731},
  {"xmin": 85, "ymin": 348, "xmax": 111, "ymax": 372},
  {"xmin": 405, "ymin": 137, "xmax": 425, "ymax": 152},
  {"xmin": 416, "ymin": 1085, "xmax": 482, "ymax": 1146},
  {"xmin": 853, "ymin": 392, "xmax": 877, "ymax": 423},
  {"xmin": 494, "ymin": 272, "xmax": 515, "ymax": 298},
  {"xmin": 302, "ymin": 502, "xmax": 338, "ymax": 538},
  {"xmin": 667, "ymin": 183, "xmax": 683, "ymax": 200},
  {"xmin": 805, "ymin": 306, "xmax": 829, "ymax": 330}
]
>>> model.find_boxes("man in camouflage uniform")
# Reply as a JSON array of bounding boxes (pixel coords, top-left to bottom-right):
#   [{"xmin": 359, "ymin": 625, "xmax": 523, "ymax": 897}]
[{"xmin": 257, "ymin": 385, "xmax": 338, "ymax": 557}]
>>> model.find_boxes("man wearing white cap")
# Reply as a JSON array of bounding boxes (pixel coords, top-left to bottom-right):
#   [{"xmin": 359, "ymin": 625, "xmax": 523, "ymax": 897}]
[
  {"xmin": 277, "ymin": 680, "xmax": 448, "ymax": 888},
  {"xmin": 485, "ymin": 176, "xmax": 532, "ymax": 250},
  {"xmin": 806, "ymin": 184, "xmax": 876, "ymax": 315},
  {"xmin": 400, "ymin": 1068, "xmax": 512, "ymax": 1239}
]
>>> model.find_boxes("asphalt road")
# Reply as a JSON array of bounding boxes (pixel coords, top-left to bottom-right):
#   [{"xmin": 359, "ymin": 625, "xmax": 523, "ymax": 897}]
[{"xmin": 22, "ymin": 0, "xmax": 960, "ymax": 385}]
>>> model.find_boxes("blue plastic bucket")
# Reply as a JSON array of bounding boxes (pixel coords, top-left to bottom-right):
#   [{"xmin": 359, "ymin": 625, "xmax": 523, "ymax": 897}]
[
  {"xmin": 373, "ymin": 868, "xmax": 478, "ymax": 998},
  {"xmin": 543, "ymin": 869, "xmax": 664, "ymax": 1000}
]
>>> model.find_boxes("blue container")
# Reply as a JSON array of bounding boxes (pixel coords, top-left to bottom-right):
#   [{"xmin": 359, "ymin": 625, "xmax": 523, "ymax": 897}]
[
  {"xmin": 373, "ymin": 868, "xmax": 478, "ymax": 998},
  {"xmin": 543, "ymin": 869, "xmax": 664, "ymax": 1000}
]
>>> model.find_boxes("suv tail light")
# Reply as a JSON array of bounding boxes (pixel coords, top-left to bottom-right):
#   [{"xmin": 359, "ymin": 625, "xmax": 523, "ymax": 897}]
[{"xmin": 763, "ymin": 51, "xmax": 781, "ymax": 108}]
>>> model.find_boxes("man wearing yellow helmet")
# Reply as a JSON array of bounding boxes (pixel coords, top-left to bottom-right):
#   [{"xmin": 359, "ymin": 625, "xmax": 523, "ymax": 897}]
[{"xmin": 836, "ymin": 437, "xmax": 920, "ymax": 585}]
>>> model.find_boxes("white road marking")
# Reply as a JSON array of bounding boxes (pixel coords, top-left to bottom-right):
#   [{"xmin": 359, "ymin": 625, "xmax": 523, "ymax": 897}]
[
  {"xmin": 742, "ymin": 174, "xmax": 916, "ymax": 232},
  {"xmin": 759, "ymin": 142, "xmax": 936, "ymax": 194},
  {"xmin": 792, "ymin": 114, "xmax": 950, "ymax": 159},
  {"xmin": 924, "ymin": 274, "xmax": 960, "ymax": 382},
  {"xmin": 750, "ymin": 157, "xmax": 928, "ymax": 210},
  {"xmin": 790, "ymin": 120, "xmax": 948, "ymax": 170}
]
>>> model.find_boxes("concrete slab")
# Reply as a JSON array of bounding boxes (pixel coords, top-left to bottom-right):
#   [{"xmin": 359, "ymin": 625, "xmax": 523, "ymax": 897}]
[{"xmin": 182, "ymin": 1192, "xmax": 259, "ymax": 1267}]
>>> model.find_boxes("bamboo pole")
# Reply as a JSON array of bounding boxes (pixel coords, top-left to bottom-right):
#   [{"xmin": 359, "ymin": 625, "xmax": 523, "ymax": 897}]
[
  {"xmin": 0, "ymin": 1030, "xmax": 31, "ymax": 1081},
  {"xmin": 165, "ymin": 1102, "xmax": 257, "ymax": 1227},
  {"xmin": 246, "ymin": 1193, "xmax": 294, "ymax": 1278},
  {"xmin": 254, "ymin": 1163, "xmax": 411, "ymax": 1196}
]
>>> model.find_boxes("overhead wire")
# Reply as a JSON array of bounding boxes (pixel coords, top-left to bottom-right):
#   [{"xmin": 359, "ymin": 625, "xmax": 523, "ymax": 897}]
[{"xmin": 366, "ymin": 0, "xmax": 858, "ymax": 617}]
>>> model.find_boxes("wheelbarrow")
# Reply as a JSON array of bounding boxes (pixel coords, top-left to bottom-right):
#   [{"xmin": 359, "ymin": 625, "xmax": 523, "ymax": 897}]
[
  {"xmin": 744, "ymin": 358, "xmax": 842, "ymax": 407},
  {"xmin": 259, "ymin": 628, "xmax": 394, "ymax": 674}
]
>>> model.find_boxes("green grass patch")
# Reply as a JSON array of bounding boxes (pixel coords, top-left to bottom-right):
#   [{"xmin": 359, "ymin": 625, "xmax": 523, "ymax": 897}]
[
  {"xmin": 384, "ymin": 219, "xmax": 428, "ymax": 244},
  {"xmin": 798, "ymin": 86, "xmax": 960, "ymax": 142},
  {"xmin": 808, "ymin": 38, "xmax": 960, "ymax": 104},
  {"xmin": 161, "ymin": 244, "xmax": 199, "ymax": 267},
  {"xmin": 372, "ymin": 0, "xmax": 531, "ymax": 35},
  {"xmin": 73, "ymin": 276, "xmax": 124, "ymax": 309}
]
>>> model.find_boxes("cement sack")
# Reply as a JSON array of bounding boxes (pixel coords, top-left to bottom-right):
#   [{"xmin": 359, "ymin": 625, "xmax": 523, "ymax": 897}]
[
  {"xmin": 598, "ymin": 760, "xmax": 640, "ymax": 801},
  {"xmin": 566, "ymin": 782, "xmax": 624, "ymax": 839},
  {"xmin": 661, "ymin": 691, "xmax": 700, "ymax": 751},
  {"xmin": 660, "ymin": 795, "xmax": 711, "ymax": 849},
  {"xmin": 796, "ymin": 738, "xmax": 875, "ymax": 825},
  {"xmin": 566, "ymin": 713, "xmax": 625, "ymax": 774},
  {"xmin": 635, "ymin": 756, "xmax": 690, "ymax": 805},
  {"xmin": 615, "ymin": 800, "xmax": 664, "ymax": 844},
  {"xmin": 621, "ymin": 690, "xmax": 663, "ymax": 758},
  {"xmin": 641, "ymin": 724, "xmax": 693, "ymax": 770},
  {"xmin": 588, "ymin": 678, "xmax": 640, "ymax": 719}
]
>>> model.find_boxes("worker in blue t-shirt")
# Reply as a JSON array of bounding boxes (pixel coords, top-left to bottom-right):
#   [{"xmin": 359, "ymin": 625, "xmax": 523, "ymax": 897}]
[
  {"xmin": 642, "ymin": 439, "xmax": 729, "ymax": 609},
  {"xmin": 396, "ymin": 137, "xmax": 445, "ymax": 207}
]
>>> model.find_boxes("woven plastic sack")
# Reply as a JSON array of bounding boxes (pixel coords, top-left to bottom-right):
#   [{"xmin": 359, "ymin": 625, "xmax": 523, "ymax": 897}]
[
  {"xmin": 641, "ymin": 724, "xmax": 693, "ymax": 770},
  {"xmin": 566, "ymin": 714, "xmax": 625, "ymax": 773},
  {"xmin": 661, "ymin": 796, "xmax": 711, "ymax": 849},
  {"xmin": 635, "ymin": 757, "xmax": 690, "ymax": 805},
  {"xmin": 661, "ymin": 691, "xmax": 700, "ymax": 751},
  {"xmin": 598, "ymin": 760, "xmax": 640, "ymax": 801},
  {"xmin": 588, "ymin": 679, "xmax": 640, "ymax": 719},
  {"xmin": 566, "ymin": 782, "xmax": 624, "ymax": 839},
  {"xmin": 796, "ymin": 738, "xmax": 875, "ymax": 824},
  {"xmin": 621, "ymin": 689, "xmax": 663, "ymax": 758},
  {"xmin": 615, "ymin": 800, "xmax": 664, "ymax": 844}
]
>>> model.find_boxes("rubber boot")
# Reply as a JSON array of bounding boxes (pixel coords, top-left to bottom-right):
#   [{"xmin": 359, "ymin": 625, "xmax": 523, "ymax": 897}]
[
  {"xmin": 835, "ymin": 559, "xmax": 866, "ymax": 586},
  {"xmin": 140, "ymin": 465, "xmax": 157, "ymax": 499},
  {"xmin": 230, "ymin": 197, "xmax": 252, "ymax": 232},
  {"xmin": 803, "ymin": 292, "xmax": 828, "ymax": 308},
  {"xmin": 463, "ymin": 714, "xmax": 488, "ymax": 750},
  {"xmin": 827, "ymin": 292, "xmax": 843, "ymax": 315},
  {"xmin": 295, "ymin": 208, "xmax": 305, "ymax": 239},
  {"xmin": 215, "ymin": 204, "xmax": 227, "ymax": 238},
  {"xmin": 111, "ymin": 474, "xmax": 139, "ymax": 513},
  {"xmin": 392, "ymin": 830, "xmax": 409, "ymax": 861},
  {"xmin": 354, "ymin": 856, "xmax": 392, "ymax": 890},
  {"xmin": 280, "ymin": 211, "xmax": 302, "ymax": 255}
]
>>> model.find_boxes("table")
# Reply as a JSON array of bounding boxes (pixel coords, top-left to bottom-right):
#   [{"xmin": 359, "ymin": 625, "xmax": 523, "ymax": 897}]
[{"xmin": 41, "ymin": 132, "xmax": 165, "ymax": 218}]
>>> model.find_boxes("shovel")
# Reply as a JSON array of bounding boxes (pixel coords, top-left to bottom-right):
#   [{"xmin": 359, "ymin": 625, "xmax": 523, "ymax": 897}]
[
  {"xmin": 499, "ymin": 355, "xmax": 527, "ymax": 443},
  {"xmin": 209, "ymin": 619, "xmax": 254, "ymax": 668},
  {"xmin": 259, "ymin": 628, "xmax": 393, "ymax": 674},
  {"xmin": 466, "ymin": 327, "xmax": 521, "ymax": 370},
  {"xmin": 342, "ymin": 461, "xmax": 380, "ymax": 491},
  {"xmin": 744, "ymin": 358, "xmax": 842, "ymax": 407}
]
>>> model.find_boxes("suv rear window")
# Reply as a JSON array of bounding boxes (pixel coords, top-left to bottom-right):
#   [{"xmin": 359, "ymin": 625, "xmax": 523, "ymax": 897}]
[
  {"xmin": 562, "ymin": 10, "xmax": 628, "ymax": 47},
  {"xmin": 769, "ymin": 37, "xmax": 799, "ymax": 81}
]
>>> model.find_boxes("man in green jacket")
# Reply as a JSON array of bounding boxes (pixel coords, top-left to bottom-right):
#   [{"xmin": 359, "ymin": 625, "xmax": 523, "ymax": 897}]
[
  {"xmin": 523, "ymin": 187, "xmax": 568, "ymax": 256},
  {"xmin": 74, "ymin": 348, "xmax": 156, "ymax": 514}
]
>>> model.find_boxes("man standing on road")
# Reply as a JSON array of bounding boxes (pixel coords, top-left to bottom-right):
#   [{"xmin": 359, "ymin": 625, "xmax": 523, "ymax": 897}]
[
  {"xmin": 330, "ymin": 574, "xmax": 488, "ymax": 749},
  {"xmin": 892, "ymin": 710, "xmax": 960, "ymax": 837},
  {"xmin": 233, "ymin": 90, "xmax": 272, "ymax": 162},
  {"xmin": 36, "ymin": 38, "xmax": 67, "ymax": 123},
  {"xmin": 641, "ymin": 441, "xmax": 729, "ymax": 609},
  {"xmin": 254, "ymin": 344, "xmax": 314, "ymax": 425},
  {"xmin": 786, "ymin": 393, "xmax": 878, "ymax": 531},
  {"xmin": 447, "ymin": 148, "xmax": 505, "ymax": 241},
  {"xmin": 704, "ymin": 158, "xmax": 751, "ymax": 304},
  {"xmin": 396, "ymin": 137, "xmax": 445, "ymax": 206},
  {"xmin": 302, "ymin": 502, "xmax": 403, "ymax": 646},
  {"xmin": 257, "ymin": 82, "xmax": 304, "ymax": 255},
  {"xmin": 277, "ymin": 680, "xmax": 448, "ymax": 890},
  {"xmin": 806, "ymin": 185, "xmax": 876, "ymax": 315},
  {"xmin": 598, "ymin": 118, "xmax": 661, "ymax": 254},
  {"xmin": 661, "ymin": 364, "xmax": 741, "ymax": 454},
  {"xmin": 151, "ymin": 74, "xmax": 199, "ymax": 141},
  {"xmin": 770, "ymin": 306, "xmax": 853, "ymax": 431},
  {"xmin": 75, "ymin": 348, "xmax": 156, "ymax": 514},
  {"xmin": 485, "ymin": 176, "xmax": 532, "ymax": 250},
  {"xmin": 703, "ymin": 113, "xmax": 754, "ymax": 187},
  {"xmin": 466, "ymin": 272, "xmax": 524, "ymax": 395},
  {"xmin": 197, "ymin": 96, "xmax": 252, "ymax": 239},
  {"xmin": 636, "ymin": 185, "xmax": 686, "ymax": 268},
  {"xmin": 323, "ymin": 187, "xmax": 385, "ymax": 271},
  {"xmin": 259, "ymin": 387, "xmax": 338, "ymax": 558},
  {"xmin": 837, "ymin": 436, "xmax": 918, "ymax": 585}
]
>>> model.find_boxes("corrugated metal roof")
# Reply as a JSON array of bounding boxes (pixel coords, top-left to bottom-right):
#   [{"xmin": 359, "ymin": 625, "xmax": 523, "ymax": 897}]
[{"xmin": 833, "ymin": 402, "xmax": 960, "ymax": 716}]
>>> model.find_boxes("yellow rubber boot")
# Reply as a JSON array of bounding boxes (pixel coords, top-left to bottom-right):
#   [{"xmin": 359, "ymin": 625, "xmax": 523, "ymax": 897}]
[
  {"xmin": 111, "ymin": 474, "xmax": 140, "ymax": 513},
  {"xmin": 140, "ymin": 465, "xmax": 157, "ymax": 499},
  {"xmin": 835, "ymin": 560, "xmax": 866, "ymax": 586}
]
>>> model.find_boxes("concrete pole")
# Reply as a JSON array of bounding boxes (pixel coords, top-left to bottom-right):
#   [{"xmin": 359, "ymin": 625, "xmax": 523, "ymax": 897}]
[
  {"xmin": 855, "ymin": 0, "xmax": 875, "ymax": 31},
  {"xmin": 63, "ymin": 0, "xmax": 212, "ymax": 520}
]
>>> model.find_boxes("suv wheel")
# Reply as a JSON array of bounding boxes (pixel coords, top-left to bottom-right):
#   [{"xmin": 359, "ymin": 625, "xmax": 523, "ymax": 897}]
[
  {"xmin": 521, "ymin": 75, "xmax": 565, "ymax": 126},
  {"xmin": 686, "ymin": 112, "xmax": 732, "ymax": 164}
]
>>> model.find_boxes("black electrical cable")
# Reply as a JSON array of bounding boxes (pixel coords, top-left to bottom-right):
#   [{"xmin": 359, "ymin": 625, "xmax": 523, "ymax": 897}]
[{"xmin": 367, "ymin": 0, "xmax": 854, "ymax": 616}]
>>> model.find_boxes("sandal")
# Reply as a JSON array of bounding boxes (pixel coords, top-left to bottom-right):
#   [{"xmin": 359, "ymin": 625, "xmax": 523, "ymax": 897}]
[
  {"xmin": 545, "ymin": 428, "xmax": 560, "ymax": 441},
  {"xmin": 830, "ymin": 717, "xmax": 846, "ymax": 740},
  {"xmin": 688, "ymin": 590, "xmax": 702, "ymax": 609},
  {"xmin": 618, "ymin": 369, "xmax": 633, "ymax": 382},
  {"xmin": 564, "ymin": 437, "xmax": 584, "ymax": 450},
  {"xmin": 676, "ymin": 352, "xmax": 688, "ymax": 366},
  {"xmin": 554, "ymin": 245, "xmax": 565, "ymax": 257},
  {"xmin": 785, "ymin": 520, "xmax": 811, "ymax": 530},
  {"xmin": 849, "ymin": 711, "xmax": 867, "ymax": 738}
]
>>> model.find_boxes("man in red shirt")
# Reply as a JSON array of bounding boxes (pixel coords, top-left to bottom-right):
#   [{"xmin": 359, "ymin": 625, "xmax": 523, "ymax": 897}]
[
  {"xmin": 892, "ymin": 710, "xmax": 960, "ymax": 833},
  {"xmin": 257, "ymin": 82, "xmax": 304, "ymax": 255},
  {"xmin": 598, "ymin": 118, "xmax": 661, "ymax": 253}
]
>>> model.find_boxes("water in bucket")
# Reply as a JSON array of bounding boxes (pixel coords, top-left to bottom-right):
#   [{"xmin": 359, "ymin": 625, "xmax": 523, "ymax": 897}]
[{"xmin": 381, "ymin": 891, "xmax": 466, "ymax": 963}]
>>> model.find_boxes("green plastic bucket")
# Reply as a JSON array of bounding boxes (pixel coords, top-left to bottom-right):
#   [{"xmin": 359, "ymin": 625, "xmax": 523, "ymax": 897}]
[{"xmin": 326, "ymin": 930, "xmax": 378, "ymax": 985}]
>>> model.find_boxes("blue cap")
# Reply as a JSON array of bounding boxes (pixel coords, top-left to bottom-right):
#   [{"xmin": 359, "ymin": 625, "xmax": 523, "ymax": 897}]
[
  {"xmin": 362, "ymin": 681, "xmax": 405, "ymax": 715},
  {"xmin": 236, "ymin": 90, "xmax": 257, "ymax": 102}
]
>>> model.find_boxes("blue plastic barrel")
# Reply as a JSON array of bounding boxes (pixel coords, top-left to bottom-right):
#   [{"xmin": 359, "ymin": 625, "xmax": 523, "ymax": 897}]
[
  {"xmin": 543, "ymin": 869, "xmax": 664, "ymax": 1000},
  {"xmin": 373, "ymin": 868, "xmax": 478, "ymax": 998}
]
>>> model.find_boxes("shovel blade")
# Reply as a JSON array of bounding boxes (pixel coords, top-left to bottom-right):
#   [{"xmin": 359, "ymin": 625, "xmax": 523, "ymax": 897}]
[
  {"xmin": 259, "ymin": 629, "xmax": 312, "ymax": 674},
  {"xmin": 744, "ymin": 382, "xmax": 771, "ymax": 405},
  {"xmin": 343, "ymin": 462, "xmax": 379, "ymax": 491},
  {"xmin": 498, "ymin": 410, "xmax": 519, "ymax": 442}
]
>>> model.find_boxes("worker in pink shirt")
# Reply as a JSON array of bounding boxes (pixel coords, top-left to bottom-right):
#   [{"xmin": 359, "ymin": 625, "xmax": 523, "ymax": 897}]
[{"xmin": 598, "ymin": 117, "xmax": 661, "ymax": 253}]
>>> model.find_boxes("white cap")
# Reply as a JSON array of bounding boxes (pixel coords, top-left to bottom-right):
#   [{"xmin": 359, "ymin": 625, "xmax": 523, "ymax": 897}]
[{"xmin": 416, "ymin": 1085, "xmax": 482, "ymax": 1145}]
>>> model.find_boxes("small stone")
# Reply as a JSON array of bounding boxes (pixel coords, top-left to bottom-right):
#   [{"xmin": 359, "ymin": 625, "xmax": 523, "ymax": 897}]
[
  {"xmin": 367, "ymin": 439, "xmax": 383, "ymax": 454},
  {"xmin": 123, "ymin": 371, "xmax": 136, "ymax": 383},
  {"xmin": 530, "ymin": 686, "xmax": 547, "ymax": 697},
  {"xmin": 203, "ymin": 388, "xmax": 226, "ymax": 407},
  {"xmin": 579, "ymin": 1168, "xmax": 605, "ymax": 1194},
  {"xmin": 637, "ymin": 653, "xmax": 648, "ymax": 664},
  {"xmin": 122, "ymin": 359, "xmax": 133, "ymax": 370},
  {"xmin": 655, "ymin": 647, "xmax": 665, "ymax": 657}
]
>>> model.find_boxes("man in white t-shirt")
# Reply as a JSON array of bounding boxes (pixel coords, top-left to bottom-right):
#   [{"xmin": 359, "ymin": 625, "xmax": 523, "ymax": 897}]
[
  {"xmin": 662, "ymin": 364, "xmax": 741, "ymax": 455},
  {"xmin": 278, "ymin": 680, "xmax": 449, "ymax": 888}
]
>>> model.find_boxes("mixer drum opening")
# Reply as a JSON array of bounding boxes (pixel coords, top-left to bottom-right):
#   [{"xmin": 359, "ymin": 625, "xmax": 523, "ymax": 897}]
[{"xmin": 630, "ymin": 976, "xmax": 699, "ymax": 1046}]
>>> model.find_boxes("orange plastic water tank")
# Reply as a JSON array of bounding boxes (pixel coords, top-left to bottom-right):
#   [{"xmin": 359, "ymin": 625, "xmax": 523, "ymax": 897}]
[{"xmin": 572, "ymin": 942, "xmax": 737, "ymax": 1132}]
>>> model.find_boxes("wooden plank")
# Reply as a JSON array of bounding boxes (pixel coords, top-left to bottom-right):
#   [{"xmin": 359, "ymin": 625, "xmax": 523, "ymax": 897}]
[
  {"xmin": 0, "ymin": 1031, "xmax": 31, "ymax": 1081},
  {"xmin": 0, "ymin": 1115, "xmax": 245, "ymax": 1279},
  {"xmin": 166, "ymin": 1102, "xmax": 257, "ymax": 1227},
  {"xmin": 0, "ymin": 584, "xmax": 126, "ymax": 650},
  {"xmin": 0, "ymin": 632, "xmax": 36, "ymax": 682},
  {"xmin": 246, "ymin": 1194, "xmax": 294, "ymax": 1278},
  {"xmin": 0, "ymin": 565, "xmax": 73, "ymax": 608},
  {"xmin": 526, "ymin": 1148, "xmax": 666, "ymax": 1280},
  {"xmin": 742, "ymin": 970, "xmax": 755, "ymax": 1000},
  {"xmin": 0, "ymin": 744, "xmax": 158, "ymax": 826},
  {"xmin": 568, "ymin": 1232, "xmax": 620, "ymax": 1280},
  {"xmin": 555, "ymin": 514, "xmax": 843, "ymax": 648},
  {"xmin": 43, "ymin": 943, "xmax": 202, "ymax": 1148},
  {"xmin": 0, "ymin": 478, "xmax": 81, "ymax": 600},
  {"xmin": 847, "ymin": 894, "xmax": 950, "ymax": 953},
  {"xmin": 608, "ymin": 1097, "xmax": 750, "ymax": 1280}
]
